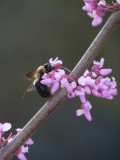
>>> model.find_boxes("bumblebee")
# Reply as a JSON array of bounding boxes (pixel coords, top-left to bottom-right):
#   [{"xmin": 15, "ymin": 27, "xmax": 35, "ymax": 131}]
[{"xmin": 23, "ymin": 63, "xmax": 54, "ymax": 98}]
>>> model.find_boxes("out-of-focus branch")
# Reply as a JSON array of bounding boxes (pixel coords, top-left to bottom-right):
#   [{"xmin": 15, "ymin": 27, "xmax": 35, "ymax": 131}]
[{"xmin": 0, "ymin": 10, "xmax": 120, "ymax": 160}]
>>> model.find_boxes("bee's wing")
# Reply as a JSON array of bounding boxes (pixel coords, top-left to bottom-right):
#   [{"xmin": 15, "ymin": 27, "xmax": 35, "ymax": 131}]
[
  {"xmin": 25, "ymin": 70, "xmax": 40, "ymax": 80},
  {"xmin": 23, "ymin": 83, "xmax": 35, "ymax": 98}
]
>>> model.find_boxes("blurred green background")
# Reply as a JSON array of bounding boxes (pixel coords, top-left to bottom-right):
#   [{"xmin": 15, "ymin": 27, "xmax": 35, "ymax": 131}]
[{"xmin": 0, "ymin": 0, "xmax": 120, "ymax": 159}]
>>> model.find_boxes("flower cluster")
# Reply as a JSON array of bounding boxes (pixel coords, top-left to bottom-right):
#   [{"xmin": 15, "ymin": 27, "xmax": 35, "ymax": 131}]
[
  {"xmin": 0, "ymin": 122, "xmax": 33, "ymax": 160},
  {"xmin": 82, "ymin": 0, "xmax": 120, "ymax": 26},
  {"xmin": 41, "ymin": 57, "xmax": 117, "ymax": 121}
]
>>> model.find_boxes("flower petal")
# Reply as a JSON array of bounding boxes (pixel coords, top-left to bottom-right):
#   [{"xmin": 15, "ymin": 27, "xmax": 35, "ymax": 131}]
[
  {"xmin": 100, "ymin": 69, "xmax": 112, "ymax": 76},
  {"xmin": 25, "ymin": 138, "xmax": 34, "ymax": 145},
  {"xmin": 51, "ymin": 82, "xmax": 59, "ymax": 94},
  {"xmin": 17, "ymin": 152, "xmax": 27, "ymax": 160},
  {"xmin": 2, "ymin": 123, "xmax": 11, "ymax": 132},
  {"xmin": 76, "ymin": 109, "xmax": 84, "ymax": 116},
  {"xmin": 84, "ymin": 110, "xmax": 92, "ymax": 121}
]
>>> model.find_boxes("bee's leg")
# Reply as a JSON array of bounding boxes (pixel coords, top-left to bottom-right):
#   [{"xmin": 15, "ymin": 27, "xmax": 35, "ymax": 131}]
[{"xmin": 23, "ymin": 83, "xmax": 35, "ymax": 98}]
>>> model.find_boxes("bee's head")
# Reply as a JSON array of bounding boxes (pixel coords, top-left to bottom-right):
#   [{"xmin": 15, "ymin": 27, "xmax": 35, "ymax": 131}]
[{"xmin": 44, "ymin": 63, "xmax": 54, "ymax": 72}]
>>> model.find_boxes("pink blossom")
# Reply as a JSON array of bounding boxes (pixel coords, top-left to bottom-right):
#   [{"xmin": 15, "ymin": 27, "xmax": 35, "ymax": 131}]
[
  {"xmin": 16, "ymin": 128, "xmax": 22, "ymax": 132},
  {"xmin": 75, "ymin": 86, "xmax": 86, "ymax": 103},
  {"xmin": 49, "ymin": 57, "xmax": 62, "ymax": 67},
  {"xmin": 41, "ymin": 69, "xmax": 66, "ymax": 94},
  {"xmin": 61, "ymin": 78, "xmax": 77, "ymax": 98},
  {"xmin": 8, "ymin": 137, "xmax": 33, "ymax": 160},
  {"xmin": 82, "ymin": 2, "xmax": 93, "ymax": 12},
  {"xmin": 93, "ymin": 57, "xmax": 104, "ymax": 68},
  {"xmin": 94, "ymin": 76, "xmax": 117, "ymax": 99},
  {"xmin": 78, "ymin": 76, "xmax": 95, "ymax": 87},
  {"xmin": 41, "ymin": 72, "xmax": 53, "ymax": 87},
  {"xmin": 92, "ymin": 58, "xmax": 112, "ymax": 76},
  {"xmin": 8, "ymin": 128, "xmax": 34, "ymax": 160},
  {"xmin": 8, "ymin": 137, "xmax": 29, "ymax": 160},
  {"xmin": 15, "ymin": 146, "xmax": 29, "ymax": 160},
  {"xmin": 0, "ymin": 123, "xmax": 11, "ymax": 139},
  {"xmin": 82, "ymin": 0, "xmax": 111, "ymax": 26},
  {"xmin": 40, "ymin": 57, "xmax": 117, "ymax": 121},
  {"xmin": 78, "ymin": 58, "xmax": 117, "ymax": 101},
  {"xmin": 76, "ymin": 101, "xmax": 92, "ymax": 121},
  {"xmin": 100, "ymin": 69, "xmax": 112, "ymax": 76},
  {"xmin": 83, "ymin": 0, "xmax": 97, "ymax": 10},
  {"xmin": 91, "ymin": 14, "xmax": 103, "ymax": 27},
  {"xmin": 117, "ymin": 0, "xmax": 120, "ymax": 4},
  {"xmin": 82, "ymin": 0, "xmax": 120, "ymax": 27},
  {"xmin": 0, "ymin": 123, "xmax": 33, "ymax": 160},
  {"xmin": 25, "ymin": 138, "xmax": 34, "ymax": 145}
]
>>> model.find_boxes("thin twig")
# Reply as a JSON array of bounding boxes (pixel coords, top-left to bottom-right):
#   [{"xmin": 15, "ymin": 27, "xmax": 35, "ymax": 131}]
[{"xmin": 0, "ymin": 10, "xmax": 120, "ymax": 160}]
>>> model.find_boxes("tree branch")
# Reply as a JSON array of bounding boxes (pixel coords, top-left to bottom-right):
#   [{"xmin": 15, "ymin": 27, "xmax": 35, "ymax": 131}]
[{"xmin": 0, "ymin": 10, "xmax": 120, "ymax": 160}]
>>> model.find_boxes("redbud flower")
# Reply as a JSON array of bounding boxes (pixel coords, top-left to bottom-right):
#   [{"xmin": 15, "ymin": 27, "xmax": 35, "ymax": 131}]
[
  {"xmin": 8, "ymin": 129, "xmax": 34, "ymax": 160},
  {"xmin": 117, "ymin": 0, "xmax": 120, "ymax": 4},
  {"xmin": 9, "ymin": 138, "xmax": 33, "ymax": 160},
  {"xmin": 82, "ymin": 0, "xmax": 120, "ymax": 26},
  {"xmin": 41, "ymin": 57, "xmax": 117, "ymax": 121},
  {"xmin": 49, "ymin": 57, "xmax": 62, "ymax": 67},
  {"xmin": 0, "ymin": 123, "xmax": 11, "ymax": 139},
  {"xmin": 61, "ymin": 78, "xmax": 77, "ymax": 98},
  {"xmin": 8, "ymin": 139, "xmax": 33, "ymax": 160},
  {"xmin": 15, "ymin": 146, "xmax": 29, "ymax": 160},
  {"xmin": 76, "ymin": 101, "xmax": 92, "ymax": 121},
  {"xmin": 0, "ymin": 123, "xmax": 33, "ymax": 160},
  {"xmin": 41, "ymin": 69, "xmax": 66, "ymax": 94}
]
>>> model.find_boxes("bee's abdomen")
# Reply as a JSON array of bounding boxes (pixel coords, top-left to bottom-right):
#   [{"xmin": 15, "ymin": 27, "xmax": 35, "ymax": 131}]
[{"xmin": 35, "ymin": 81, "xmax": 51, "ymax": 98}]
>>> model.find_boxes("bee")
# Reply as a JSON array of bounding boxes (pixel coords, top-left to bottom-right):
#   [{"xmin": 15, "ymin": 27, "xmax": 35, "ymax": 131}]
[{"xmin": 23, "ymin": 63, "xmax": 54, "ymax": 98}]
